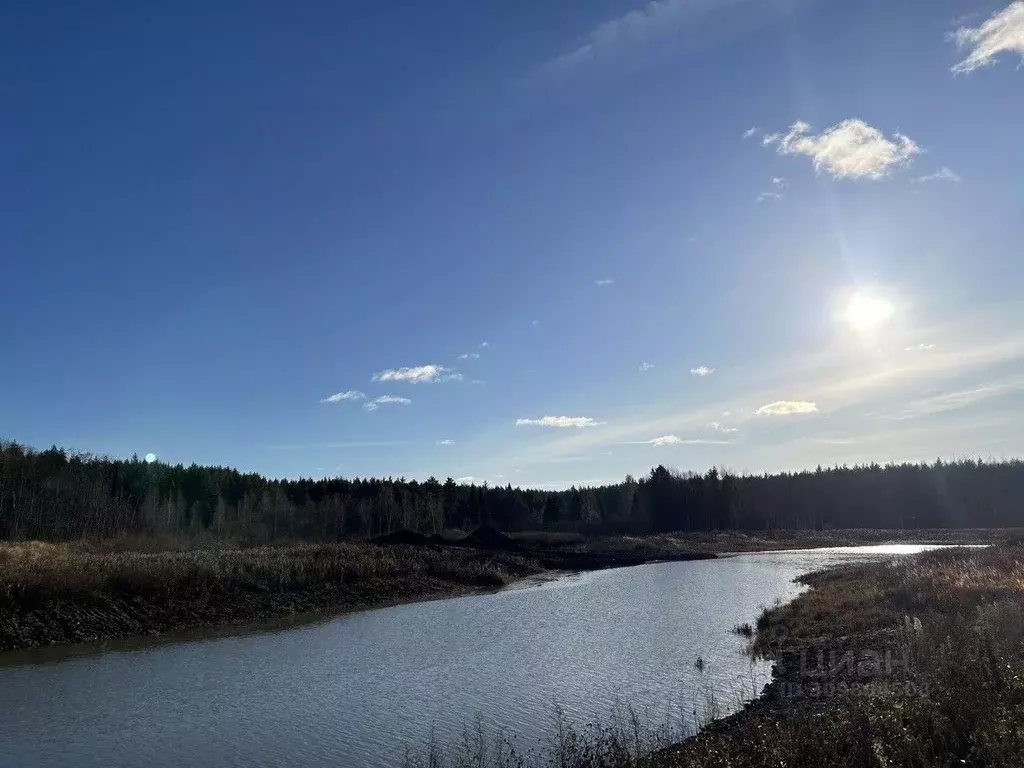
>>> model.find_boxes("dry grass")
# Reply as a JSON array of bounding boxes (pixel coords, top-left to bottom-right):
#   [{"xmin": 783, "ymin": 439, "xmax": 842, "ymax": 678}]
[{"xmin": 0, "ymin": 540, "xmax": 542, "ymax": 650}]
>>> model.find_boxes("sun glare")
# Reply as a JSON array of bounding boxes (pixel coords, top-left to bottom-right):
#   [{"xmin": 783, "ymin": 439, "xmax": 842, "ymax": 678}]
[{"xmin": 843, "ymin": 290, "xmax": 896, "ymax": 334}]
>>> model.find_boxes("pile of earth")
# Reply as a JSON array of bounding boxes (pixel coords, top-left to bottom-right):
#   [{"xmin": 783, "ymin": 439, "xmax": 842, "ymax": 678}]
[
  {"xmin": 455, "ymin": 525, "xmax": 519, "ymax": 551},
  {"xmin": 372, "ymin": 529, "xmax": 430, "ymax": 546}
]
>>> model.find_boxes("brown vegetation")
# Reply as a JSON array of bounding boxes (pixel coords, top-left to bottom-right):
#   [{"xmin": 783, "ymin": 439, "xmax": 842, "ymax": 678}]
[{"xmin": 0, "ymin": 539, "xmax": 539, "ymax": 651}]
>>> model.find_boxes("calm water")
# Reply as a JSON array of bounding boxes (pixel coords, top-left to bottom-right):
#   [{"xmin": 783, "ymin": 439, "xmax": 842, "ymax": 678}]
[{"xmin": 0, "ymin": 545, "xmax": 945, "ymax": 768}]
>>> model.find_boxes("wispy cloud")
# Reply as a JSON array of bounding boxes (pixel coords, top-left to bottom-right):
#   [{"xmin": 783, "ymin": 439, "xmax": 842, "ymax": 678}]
[
  {"xmin": 763, "ymin": 119, "xmax": 919, "ymax": 180},
  {"xmin": 624, "ymin": 435, "xmax": 731, "ymax": 446},
  {"xmin": 532, "ymin": 319, "xmax": 540, "ymax": 326},
  {"xmin": 456, "ymin": 476, "xmax": 476, "ymax": 484},
  {"xmin": 516, "ymin": 416, "xmax": 603, "ymax": 428},
  {"xmin": 914, "ymin": 167, "xmax": 961, "ymax": 184},
  {"xmin": 321, "ymin": 390, "xmax": 365, "ymax": 403},
  {"xmin": 480, "ymin": 341, "xmax": 489, "ymax": 348},
  {"xmin": 364, "ymin": 394, "xmax": 412, "ymax": 411},
  {"xmin": 265, "ymin": 440, "xmax": 413, "ymax": 450},
  {"xmin": 373, "ymin": 365, "xmax": 461, "ymax": 384},
  {"xmin": 436, "ymin": 439, "xmax": 454, "ymax": 446},
  {"xmin": 458, "ymin": 352, "xmax": 480, "ymax": 360},
  {"xmin": 708, "ymin": 421, "xmax": 739, "ymax": 433},
  {"xmin": 756, "ymin": 191, "xmax": 783, "ymax": 203},
  {"xmin": 742, "ymin": 126, "xmax": 759, "ymax": 140},
  {"xmin": 639, "ymin": 362, "xmax": 654, "ymax": 372},
  {"xmin": 544, "ymin": 0, "xmax": 694, "ymax": 73},
  {"xmin": 755, "ymin": 400, "xmax": 818, "ymax": 416},
  {"xmin": 772, "ymin": 176, "xmax": 787, "ymax": 189},
  {"xmin": 905, "ymin": 343, "xmax": 936, "ymax": 352},
  {"xmin": 645, "ymin": 434, "xmax": 682, "ymax": 446},
  {"xmin": 690, "ymin": 366, "xmax": 714, "ymax": 376},
  {"xmin": 891, "ymin": 376, "xmax": 1024, "ymax": 420},
  {"xmin": 950, "ymin": 2, "xmax": 1024, "ymax": 74},
  {"xmin": 595, "ymin": 278, "xmax": 615, "ymax": 287},
  {"xmin": 470, "ymin": 379, "xmax": 485, "ymax": 385}
]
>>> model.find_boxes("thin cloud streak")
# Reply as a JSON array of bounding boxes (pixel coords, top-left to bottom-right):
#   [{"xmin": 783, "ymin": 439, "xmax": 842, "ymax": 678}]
[
  {"xmin": 264, "ymin": 440, "xmax": 414, "ymax": 450},
  {"xmin": 373, "ymin": 365, "xmax": 461, "ymax": 384},
  {"xmin": 321, "ymin": 390, "xmax": 365, "ymax": 403},
  {"xmin": 623, "ymin": 435, "xmax": 731, "ymax": 446},
  {"xmin": 516, "ymin": 416, "xmax": 603, "ymax": 428},
  {"xmin": 364, "ymin": 394, "xmax": 412, "ymax": 411},
  {"xmin": 755, "ymin": 400, "xmax": 818, "ymax": 416},
  {"xmin": 914, "ymin": 167, "xmax": 961, "ymax": 184}
]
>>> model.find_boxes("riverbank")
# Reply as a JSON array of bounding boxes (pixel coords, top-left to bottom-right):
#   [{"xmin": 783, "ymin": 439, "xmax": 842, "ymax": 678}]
[
  {"xmin": 399, "ymin": 542, "xmax": 1024, "ymax": 767},
  {"xmin": 652, "ymin": 543, "xmax": 1024, "ymax": 767},
  {"xmin": 0, "ymin": 535, "xmax": 713, "ymax": 652}
]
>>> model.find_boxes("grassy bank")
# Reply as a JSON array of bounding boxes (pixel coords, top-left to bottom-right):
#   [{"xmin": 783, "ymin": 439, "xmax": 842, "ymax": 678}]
[
  {"xmin": 0, "ymin": 532, "xmax": 713, "ymax": 652},
  {"xmin": 0, "ymin": 539, "xmax": 543, "ymax": 651},
  {"xmin": 402, "ymin": 543, "xmax": 1024, "ymax": 767}
]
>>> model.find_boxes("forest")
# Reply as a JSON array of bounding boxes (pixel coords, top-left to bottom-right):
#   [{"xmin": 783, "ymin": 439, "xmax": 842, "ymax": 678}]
[{"xmin": 1, "ymin": 439, "xmax": 1023, "ymax": 542}]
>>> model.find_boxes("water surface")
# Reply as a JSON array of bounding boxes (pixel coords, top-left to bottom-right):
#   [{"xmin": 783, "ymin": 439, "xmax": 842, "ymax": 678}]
[{"xmin": 0, "ymin": 545, "xmax": 948, "ymax": 768}]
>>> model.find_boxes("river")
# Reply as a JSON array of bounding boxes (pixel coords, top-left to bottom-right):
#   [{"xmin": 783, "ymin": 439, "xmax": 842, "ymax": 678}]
[{"xmin": 0, "ymin": 545, "xmax": 946, "ymax": 767}]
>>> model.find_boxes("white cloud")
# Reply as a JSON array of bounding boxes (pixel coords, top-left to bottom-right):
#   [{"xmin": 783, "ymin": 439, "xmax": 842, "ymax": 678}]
[
  {"xmin": 623, "ymin": 435, "xmax": 731, "ymax": 446},
  {"xmin": 708, "ymin": 421, "xmax": 739, "ymax": 433},
  {"xmin": 763, "ymin": 119, "xmax": 919, "ymax": 180},
  {"xmin": 756, "ymin": 191, "xmax": 783, "ymax": 203},
  {"xmin": 772, "ymin": 176, "xmax": 787, "ymax": 189},
  {"xmin": 950, "ymin": 2, "xmax": 1024, "ymax": 74},
  {"xmin": 595, "ymin": 278, "xmax": 615, "ymax": 286},
  {"xmin": 905, "ymin": 343, "xmax": 936, "ymax": 352},
  {"xmin": 470, "ymin": 379, "xmax": 484, "ymax": 385},
  {"xmin": 648, "ymin": 434, "xmax": 682, "ymax": 446},
  {"xmin": 364, "ymin": 394, "xmax": 412, "ymax": 411},
  {"xmin": 321, "ymin": 390, "xmax": 365, "ymax": 403},
  {"xmin": 639, "ymin": 362, "xmax": 654, "ymax": 372},
  {"xmin": 436, "ymin": 439, "xmax": 454, "ymax": 446},
  {"xmin": 532, "ymin": 319, "xmax": 540, "ymax": 326},
  {"xmin": 914, "ymin": 167, "xmax": 961, "ymax": 184},
  {"xmin": 742, "ymin": 126, "xmax": 759, "ymax": 140},
  {"xmin": 690, "ymin": 366, "xmax": 714, "ymax": 376},
  {"xmin": 516, "ymin": 416, "xmax": 603, "ymax": 428},
  {"xmin": 755, "ymin": 400, "xmax": 818, "ymax": 416},
  {"xmin": 458, "ymin": 352, "xmax": 480, "ymax": 360},
  {"xmin": 373, "ymin": 365, "xmax": 460, "ymax": 384},
  {"xmin": 480, "ymin": 341, "xmax": 489, "ymax": 348},
  {"xmin": 456, "ymin": 476, "xmax": 476, "ymax": 484}
]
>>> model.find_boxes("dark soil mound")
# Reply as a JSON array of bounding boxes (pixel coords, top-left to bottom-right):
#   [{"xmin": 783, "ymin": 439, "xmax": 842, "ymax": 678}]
[
  {"xmin": 373, "ymin": 529, "xmax": 429, "ymax": 546},
  {"xmin": 457, "ymin": 525, "xmax": 518, "ymax": 551},
  {"xmin": 427, "ymin": 532, "xmax": 447, "ymax": 545}
]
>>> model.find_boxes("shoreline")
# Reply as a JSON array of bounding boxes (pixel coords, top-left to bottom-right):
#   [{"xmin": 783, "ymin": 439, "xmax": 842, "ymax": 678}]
[
  {"xmin": 650, "ymin": 543, "xmax": 1024, "ymax": 767},
  {"xmin": 0, "ymin": 530, "xmax": 1009, "ymax": 658},
  {"xmin": 0, "ymin": 539, "xmax": 711, "ymax": 655}
]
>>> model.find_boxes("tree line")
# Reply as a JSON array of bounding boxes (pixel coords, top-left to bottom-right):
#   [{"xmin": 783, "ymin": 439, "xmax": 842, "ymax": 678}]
[{"xmin": 1, "ymin": 439, "xmax": 1022, "ymax": 542}]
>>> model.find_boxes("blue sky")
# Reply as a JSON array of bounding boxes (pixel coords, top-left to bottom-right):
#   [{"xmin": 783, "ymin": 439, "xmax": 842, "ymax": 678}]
[{"xmin": 3, "ymin": 0, "xmax": 1023, "ymax": 488}]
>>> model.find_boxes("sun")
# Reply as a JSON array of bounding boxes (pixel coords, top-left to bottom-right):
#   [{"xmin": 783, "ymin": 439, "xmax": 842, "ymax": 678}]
[
  {"xmin": 843, "ymin": 290, "xmax": 896, "ymax": 334},
  {"xmin": 144, "ymin": 453, "xmax": 157, "ymax": 464}
]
